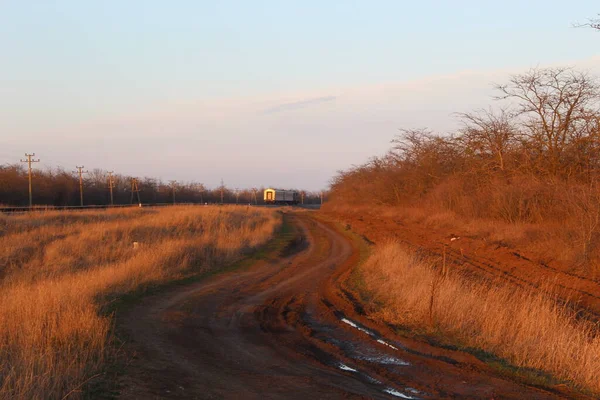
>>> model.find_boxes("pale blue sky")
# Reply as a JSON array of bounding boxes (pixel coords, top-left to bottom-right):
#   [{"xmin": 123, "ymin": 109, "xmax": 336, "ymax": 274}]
[{"xmin": 0, "ymin": 1, "xmax": 598, "ymax": 189}]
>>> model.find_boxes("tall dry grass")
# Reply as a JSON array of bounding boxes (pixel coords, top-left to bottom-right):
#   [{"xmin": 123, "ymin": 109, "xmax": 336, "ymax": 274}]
[
  {"xmin": 360, "ymin": 242, "xmax": 600, "ymax": 393},
  {"xmin": 0, "ymin": 206, "xmax": 280, "ymax": 399}
]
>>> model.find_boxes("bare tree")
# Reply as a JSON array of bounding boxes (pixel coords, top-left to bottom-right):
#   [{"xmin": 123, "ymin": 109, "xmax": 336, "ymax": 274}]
[
  {"xmin": 573, "ymin": 14, "xmax": 599, "ymax": 30},
  {"xmin": 392, "ymin": 128, "xmax": 458, "ymax": 171},
  {"xmin": 456, "ymin": 108, "xmax": 517, "ymax": 172},
  {"xmin": 194, "ymin": 182, "xmax": 206, "ymax": 203},
  {"xmin": 495, "ymin": 67, "xmax": 600, "ymax": 176},
  {"xmin": 583, "ymin": 14, "xmax": 600, "ymax": 30}
]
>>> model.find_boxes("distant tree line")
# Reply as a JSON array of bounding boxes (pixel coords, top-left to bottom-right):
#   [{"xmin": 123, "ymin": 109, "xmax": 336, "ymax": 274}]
[{"xmin": 0, "ymin": 165, "xmax": 323, "ymax": 207}]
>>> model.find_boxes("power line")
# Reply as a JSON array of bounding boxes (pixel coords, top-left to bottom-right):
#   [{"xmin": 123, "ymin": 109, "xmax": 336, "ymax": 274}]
[
  {"xmin": 20, "ymin": 153, "xmax": 40, "ymax": 208},
  {"xmin": 73, "ymin": 166, "xmax": 88, "ymax": 206}
]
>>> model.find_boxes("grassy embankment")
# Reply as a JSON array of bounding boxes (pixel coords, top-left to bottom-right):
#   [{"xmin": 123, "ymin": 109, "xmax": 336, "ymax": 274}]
[
  {"xmin": 0, "ymin": 206, "xmax": 281, "ymax": 399},
  {"xmin": 351, "ymin": 239, "xmax": 600, "ymax": 394}
]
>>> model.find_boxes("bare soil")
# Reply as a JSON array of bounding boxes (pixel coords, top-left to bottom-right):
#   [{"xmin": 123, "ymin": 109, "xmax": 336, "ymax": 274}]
[{"xmin": 113, "ymin": 212, "xmax": 585, "ymax": 399}]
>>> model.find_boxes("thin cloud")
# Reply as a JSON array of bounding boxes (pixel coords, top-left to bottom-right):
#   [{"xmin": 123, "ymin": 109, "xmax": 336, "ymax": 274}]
[{"xmin": 263, "ymin": 95, "xmax": 337, "ymax": 114}]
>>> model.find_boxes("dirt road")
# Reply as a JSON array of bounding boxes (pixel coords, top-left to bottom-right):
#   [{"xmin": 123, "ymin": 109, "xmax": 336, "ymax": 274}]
[{"xmin": 116, "ymin": 213, "xmax": 569, "ymax": 399}]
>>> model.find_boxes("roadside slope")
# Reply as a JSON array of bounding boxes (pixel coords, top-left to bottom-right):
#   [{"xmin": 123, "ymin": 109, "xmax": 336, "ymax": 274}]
[{"xmin": 323, "ymin": 207, "xmax": 600, "ymax": 319}]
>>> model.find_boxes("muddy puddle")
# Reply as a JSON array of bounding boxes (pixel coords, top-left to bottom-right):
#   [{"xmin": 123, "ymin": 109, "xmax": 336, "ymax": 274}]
[{"xmin": 301, "ymin": 309, "xmax": 426, "ymax": 399}]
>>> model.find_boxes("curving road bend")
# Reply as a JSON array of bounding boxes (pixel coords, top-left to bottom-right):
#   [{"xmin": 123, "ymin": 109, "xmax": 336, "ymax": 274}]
[{"xmin": 117, "ymin": 213, "xmax": 567, "ymax": 399}]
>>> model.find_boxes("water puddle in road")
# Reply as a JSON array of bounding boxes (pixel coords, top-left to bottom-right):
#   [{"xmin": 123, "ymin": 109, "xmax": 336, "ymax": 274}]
[
  {"xmin": 376, "ymin": 338, "xmax": 399, "ymax": 350},
  {"xmin": 339, "ymin": 316, "xmax": 404, "ymax": 354},
  {"xmin": 335, "ymin": 316, "xmax": 426, "ymax": 398},
  {"xmin": 324, "ymin": 334, "xmax": 410, "ymax": 367},
  {"xmin": 302, "ymin": 312, "xmax": 427, "ymax": 398},
  {"xmin": 365, "ymin": 375, "xmax": 382, "ymax": 384},
  {"xmin": 307, "ymin": 313, "xmax": 412, "ymax": 368},
  {"xmin": 341, "ymin": 317, "xmax": 375, "ymax": 336},
  {"xmin": 358, "ymin": 355, "xmax": 409, "ymax": 366},
  {"xmin": 335, "ymin": 361, "xmax": 420, "ymax": 399},
  {"xmin": 384, "ymin": 387, "xmax": 417, "ymax": 399},
  {"xmin": 338, "ymin": 363, "xmax": 358, "ymax": 372}
]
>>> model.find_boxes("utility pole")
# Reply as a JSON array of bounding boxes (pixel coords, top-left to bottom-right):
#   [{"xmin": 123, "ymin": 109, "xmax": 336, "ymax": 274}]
[
  {"xmin": 320, "ymin": 191, "xmax": 324, "ymax": 205},
  {"xmin": 107, "ymin": 171, "xmax": 115, "ymax": 206},
  {"xmin": 301, "ymin": 191, "xmax": 305, "ymax": 205},
  {"xmin": 169, "ymin": 180, "xmax": 177, "ymax": 204},
  {"xmin": 235, "ymin": 188, "xmax": 240, "ymax": 204},
  {"xmin": 74, "ymin": 166, "xmax": 88, "ymax": 206},
  {"xmin": 130, "ymin": 178, "xmax": 141, "ymax": 205},
  {"xmin": 20, "ymin": 153, "xmax": 40, "ymax": 208}
]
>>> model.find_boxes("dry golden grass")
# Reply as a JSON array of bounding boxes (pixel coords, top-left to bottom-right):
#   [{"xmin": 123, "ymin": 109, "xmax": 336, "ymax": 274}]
[
  {"xmin": 360, "ymin": 242, "xmax": 600, "ymax": 393},
  {"xmin": 0, "ymin": 206, "xmax": 280, "ymax": 399}
]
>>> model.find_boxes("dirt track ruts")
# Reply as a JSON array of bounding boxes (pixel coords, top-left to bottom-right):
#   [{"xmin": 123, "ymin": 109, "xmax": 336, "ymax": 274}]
[{"xmin": 116, "ymin": 212, "xmax": 574, "ymax": 399}]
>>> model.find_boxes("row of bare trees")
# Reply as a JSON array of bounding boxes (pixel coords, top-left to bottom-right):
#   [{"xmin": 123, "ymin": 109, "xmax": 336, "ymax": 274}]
[
  {"xmin": 335, "ymin": 10, "xmax": 600, "ymax": 209},
  {"xmin": 0, "ymin": 165, "xmax": 322, "ymax": 207},
  {"xmin": 333, "ymin": 15, "xmax": 600, "ymax": 212},
  {"xmin": 334, "ymin": 67, "xmax": 600, "ymax": 202},
  {"xmin": 330, "ymin": 67, "xmax": 600, "ymax": 264}
]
